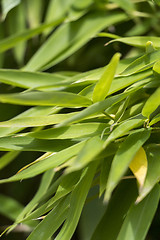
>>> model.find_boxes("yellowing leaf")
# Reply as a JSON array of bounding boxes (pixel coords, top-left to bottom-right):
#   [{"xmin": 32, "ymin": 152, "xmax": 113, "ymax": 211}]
[{"xmin": 129, "ymin": 147, "xmax": 147, "ymax": 190}]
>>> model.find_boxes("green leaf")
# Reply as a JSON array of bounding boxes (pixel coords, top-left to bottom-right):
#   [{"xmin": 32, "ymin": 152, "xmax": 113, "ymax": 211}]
[
  {"xmin": 107, "ymin": 36, "xmax": 160, "ymax": 49},
  {"xmin": 70, "ymin": 56, "xmax": 137, "ymax": 85},
  {"xmin": 142, "ymin": 87, "xmax": 160, "ymax": 118},
  {"xmin": 0, "ymin": 112, "xmax": 85, "ymax": 128},
  {"xmin": 114, "ymin": 96, "xmax": 130, "ymax": 123},
  {"xmin": 91, "ymin": 179, "xmax": 138, "ymax": 240},
  {"xmin": 56, "ymin": 89, "xmax": 136, "ymax": 128},
  {"xmin": 26, "ymin": 0, "xmax": 44, "ymax": 28},
  {"xmin": 121, "ymin": 50, "xmax": 160, "ymax": 76},
  {"xmin": 30, "ymin": 123, "xmax": 108, "ymax": 140},
  {"xmin": 109, "ymin": 69, "xmax": 152, "ymax": 94},
  {"xmin": 16, "ymin": 170, "xmax": 55, "ymax": 221},
  {"xmin": 99, "ymin": 157, "xmax": 113, "ymax": 196},
  {"xmin": 0, "ymin": 106, "xmax": 59, "ymax": 138},
  {"xmin": 0, "ymin": 141, "xmax": 85, "ymax": 182},
  {"xmin": 111, "ymin": 0, "xmax": 136, "ymax": 14},
  {"xmin": 54, "ymin": 162, "xmax": 97, "ymax": 240},
  {"xmin": 0, "ymin": 112, "xmax": 77, "ymax": 128},
  {"xmin": 26, "ymin": 197, "xmax": 70, "ymax": 240},
  {"xmin": 152, "ymin": 0, "xmax": 160, "ymax": 6},
  {"xmin": 79, "ymin": 69, "xmax": 152, "ymax": 99},
  {"xmin": 1, "ymin": 0, "xmax": 21, "ymax": 20},
  {"xmin": 146, "ymin": 41, "xmax": 155, "ymax": 54},
  {"xmin": 117, "ymin": 185, "xmax": 160, "ymax": 240},
  {"xmin": 0, "ymin": 18, "xmax": 64, "ymax": 53},
  {"xmin": 24, "ymin": 171, "xmax": 83, "ymax": 227},
  {"xmin": 0, "ymin": 136, "xmax": 75, "ymax": 152},
  {"xmin": 125, "ymin": 19, "xmax": 151, "ymax": 37},
  {"xmin": 6, "ymin": 2, "xmax": 26, "ymax": 65},
  {"xmin": 66, "ymin": 136, "xmax": 104, "ymax": 172},
  {"xmin": 47, "ymin": 171, "xmax": 82, "ymax": 209},
  {"xmin": 121, "ymin": 102, "xmax": 144, "ymax": 122},
  {"xmin": 8, "ymin": 169, "xmax": 55, "ymax": 233},
  {"xmin": 104, "ymin": 116, "xmax": 145, "ymax": 148},
  {"xmin": 23, "ymin": 11, "xmax": 127, "ymax": 71},
  {"xmin": 0, "ymin": 151, "xmax": 20, "ymax": 170},
  {"xmin": 104, "ymin": 129, "xmax": 150, "ymax": 202},
  {"xmin": 0, "ymin": 91, "xmax": 92, "ymax": 107},
  {"xmin": 67, "ymin": 0, "xmax": 93, "ymax": 21},
  {"xmin": 0, "ymin": 69, "xmax": 69, "ymax": 89},
  {"xmin": 0, "ymin": 194, "xmax": 23, "ymax": 221},
  {"xmin": 93, "ymin": 53, "xmax": 121, "ymax": 102},
  {"xmin": 21, "ymin": 195, "xmax": 66, "ymax": 224},
  {"xmin": 21, "ymin": 172, "xmax": 79, "ymax": 224},
  {"xmin": 149, "ymin": 113, "xmax": 160, "ymax": 126},
  {"xmin": 153, "ymin": 59, "xmax": 160, "ymax": 76}
]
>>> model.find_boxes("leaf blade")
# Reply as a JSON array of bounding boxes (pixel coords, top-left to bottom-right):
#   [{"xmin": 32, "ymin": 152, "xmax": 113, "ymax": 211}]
[{"xmin": 93, "ymin": 53, "xmax": 121, "ymax": 102}]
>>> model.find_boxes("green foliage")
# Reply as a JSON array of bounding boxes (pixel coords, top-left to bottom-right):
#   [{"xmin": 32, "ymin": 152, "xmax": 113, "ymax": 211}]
[{"xmin": 0, "ymin": 1, "xmax": 160, "ymax": 240}]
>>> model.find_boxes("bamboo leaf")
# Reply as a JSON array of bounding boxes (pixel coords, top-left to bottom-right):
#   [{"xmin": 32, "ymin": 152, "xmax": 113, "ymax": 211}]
[
  {"xmin": 0, "ymin": 136, "xmax": 76, "ymax": 152},
  {"xmin": 66, "ymin": 136, "xmax": 104, "ymax": 172},
  {"xmin": 54, "ymin": 163, "xmax": 97, "ymax": 240},
  {"xmin": 21, "ymin": 175, "xmax": 76, "ymax": 224},
  {"xmin": 91, "ymin": 179, "xmax": 138, "ymax": 240},
  {"xmin": 26, "ymin": 0, "xmax": 44, "ymax": 28},
  {"xmin": 26, "ymin": 197, "xmax": 70, "ymax": 240},
  {"xmin": 0, "ymin": 91, "xmax": 92, "ymax": 107},
  {"xmin": 0, "ymin": 194, "xmax": 23, "ymax": 221},
  {"xmin": 0, "ymin": 69, "xmax": 69, "ymax": 89},
  {"xmin": 120, "ymin": 50, "xmax": 160, "ymax": 76},
  {"xmin": 104, "ymin": 129, "xmax": 150, "ymax": 202},
  {"xmin": 142, "ymin": 87, "xmax": 160, "ymax": 118},
  {"xmin": 93, "ymin": 53, "xmax": 121, "ymax": 102},
  {"xmin": 111, "ymin": 0, "xmax": 136, "ymax": 14},
  {"xmin": 79, "ymin": 69, "xmax": 152, "ymax": 99},
  {"xmin": 117, "ymin": 185, "xmax": 160, "ymax": 240},
  {"xmin": 56, "ymin": 89, "xmax": 136, "ymax": 128},
  {"xmin": 0, "ymin": 151, "xmax": 20, "ymax": 170},
  {"xmin": 104, "ymin": 116, "xmax": 145, "ymax": 148},
  {"xmin": 153, "ymin": 0, "xmax": 160, "ymax": 6},
  {"xmin": 99, "ymin": 157, "xmax": 113, "ymax": 196},
  {"xmin": 0, "ymin": 106, "xmax": 59, "ymax": 138},
  {"xmin": 30, "ymin": 123, "xmax": 108, "ymax": 140},
  {"xmin": 23, "ymin": 12, "xmax": 127, "ymax": 71},
  {"xmin": 146, "ymin": 41, "xmax": 155, "ymax": 54},
  {"xmin": 6, "ymin": 2, "xmax": 26, "ymax": 64},
  {"xmin": 149, "ymin": 113, "xmax": 160, "ymax": 126},
  {"xmin": 0, "ymin": 141, "xmax": 85, "ymax": 182},
  {"xmin": 107, "ymin": 36, "xmax": 160, "ymax": 49},
  {"xmin": 0, "ymin": 112, "xmax": 81, "ymax": 128},
  {"xmin": 16, "ymin": 170, "xmax": 55, "ymax": 222},
  {"xmin": 153, "ymin": 59, "xmax": 160, "ymax": 76},
  {"xmin": 0, "ymin": 18, "xmax": 64, "ymax": 53},
  {"xmin": 1, "ymin": 0, "xmax": 21, "ymax": 20}
]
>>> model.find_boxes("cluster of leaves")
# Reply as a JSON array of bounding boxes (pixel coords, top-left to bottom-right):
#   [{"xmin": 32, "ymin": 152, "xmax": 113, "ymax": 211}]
[{"xmin": 1, "ymin": 0, "xmax": 160, "ymax": 239}]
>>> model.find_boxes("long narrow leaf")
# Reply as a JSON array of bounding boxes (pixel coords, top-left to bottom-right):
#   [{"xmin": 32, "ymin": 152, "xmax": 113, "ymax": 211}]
[
  {"xmin": 93, "ymin": 53, "xmax": 121, "ymax": 102},
  {"xmin": 104, "ymin": 129, "xmax": 150, "ymax": 202},
  {"xmin": 0, "ymin": 141, "xmax": 85, "ymax": 182},
  {"xmin": 117, "ymin": 185, "xmax": 160, "ymax": 240},
  {"xmin": 0, "ymin": 91, "xmax": 92, "ymax": 107},
  {"xmin": 24, "ymin": 12, "xmax": 127, "ymax": 71},
  {"xmin": 55, "ymin": 162, "xmax": 97, "ymax": 240}
]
